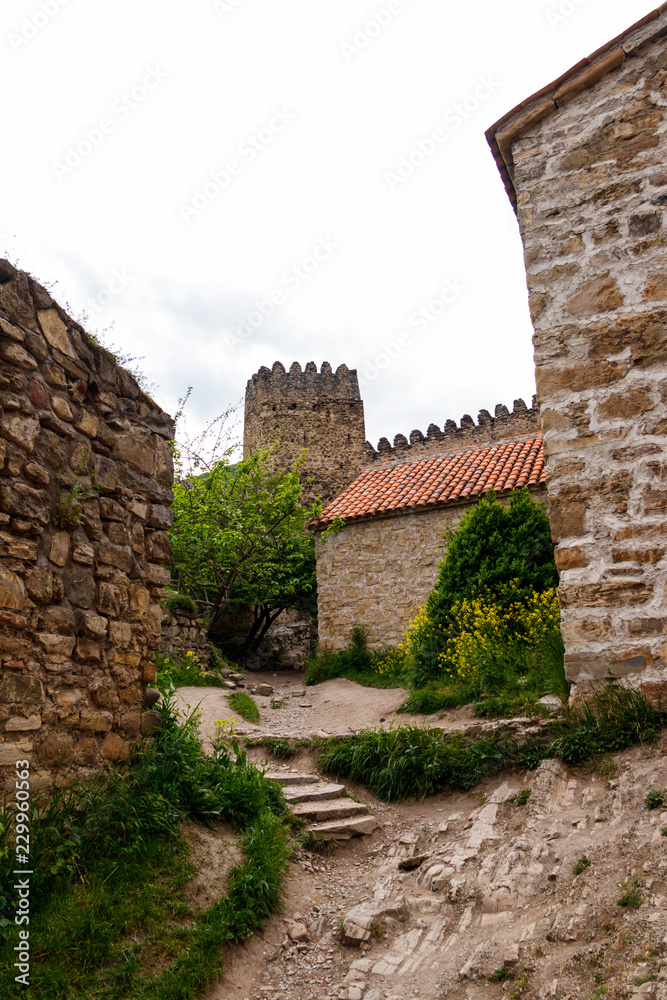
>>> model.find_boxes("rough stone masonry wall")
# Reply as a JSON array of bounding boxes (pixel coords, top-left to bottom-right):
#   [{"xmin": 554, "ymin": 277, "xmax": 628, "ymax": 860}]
[
  {"xmin": 0, "ymin": 260, "xmax": 174, "ymax": 791},
  {"xmin": 508, "ymin": 26, "xmax": 667, "ymax": 695},
  {"xmin": 315, "ymin": 487, "xmax": 548, "ymax": 650},
  {"xmin": 158, "ymin": 607, "xmax": 214, "ymax": 664},
  {"xmin": 244, "ymin": 361, "xmax": 367, "ymax": 504}
]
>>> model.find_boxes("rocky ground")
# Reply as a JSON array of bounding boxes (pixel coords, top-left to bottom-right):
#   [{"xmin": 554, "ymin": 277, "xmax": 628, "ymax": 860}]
[{"xmin": 176, "ymin": 676, "xmax": 667, "ymax": 1000}]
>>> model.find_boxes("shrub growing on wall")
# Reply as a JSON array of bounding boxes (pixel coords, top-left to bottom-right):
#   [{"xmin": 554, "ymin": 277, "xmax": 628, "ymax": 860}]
[{"xmin": 409, "ymin": 489, "xmax": 559, "ymax": 687}]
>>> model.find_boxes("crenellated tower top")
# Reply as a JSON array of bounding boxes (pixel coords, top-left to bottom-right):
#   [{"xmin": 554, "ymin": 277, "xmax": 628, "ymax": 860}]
[{"xmin": 243, "ymin": 361, "xmax": 367, "ymax": 504}]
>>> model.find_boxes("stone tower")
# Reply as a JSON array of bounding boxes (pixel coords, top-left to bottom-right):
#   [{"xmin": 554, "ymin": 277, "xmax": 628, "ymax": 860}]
[{"xmin": 244, "ymin": 361, "xmax": 367, "ymax": 503}]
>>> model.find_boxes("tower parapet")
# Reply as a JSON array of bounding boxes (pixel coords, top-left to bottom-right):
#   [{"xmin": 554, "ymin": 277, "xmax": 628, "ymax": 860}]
[{"xmin": 244, "ymin": 361, "xmax": 367, "ymax": 503}]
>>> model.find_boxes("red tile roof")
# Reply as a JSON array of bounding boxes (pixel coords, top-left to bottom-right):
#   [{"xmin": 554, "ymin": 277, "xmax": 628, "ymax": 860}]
[{"xmin": 312, "ymin": 436, "xmax": 545, "ymax": 527}]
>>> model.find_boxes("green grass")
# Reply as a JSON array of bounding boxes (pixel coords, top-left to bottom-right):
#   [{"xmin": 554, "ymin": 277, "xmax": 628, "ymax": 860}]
[
  {"xmin": 317, "ymin": 684, "xmax": 665, "ymax": 803},
  {"xmin": 304, "ymin": 626, "xmax": 407, "ymax": 691},
  {"xmin": 618, "ymin": 880, "xmax": 642, "ymax": 909},
  {"xmin": 489, "ymin": 967, "xmax": 515, "ymax": 982},
  {"xmin": 514, "ymin": 789, "xmax": 531, "ymax": 806},
  {"xmin": 644, "ymin": 789, "xmax": 665, "ymax": 810},
  {"xmin": 397, "ymin": 683, "xmax": 474, "ymax": 715},
  {"xmin": 227, "ymin": 692, "xmax": 260, "ymax": 723},
  {"xmin": 573, "ymin": 855, "xmax": 592, "ymax": 876},
  {"xmin": 0, "ymin": 698, "xmax": 291, "ymax": 999},
  {"xmin": 301, "ymin": 832, "xmax": 337, "ymax": 856}
]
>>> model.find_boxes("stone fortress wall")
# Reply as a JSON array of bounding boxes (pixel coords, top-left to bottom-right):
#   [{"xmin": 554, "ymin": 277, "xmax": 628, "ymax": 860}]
[
  {"xmin": 487, "ymin": 9, "xmax": 667, "ymax": 697},
  {"xmin": 244, "ymin": 360, "xmax": 540, "ymax": 500},
  {"xmin": 0, "ymin": 260, "xmax": 174, "ymax": 791},
  {"xmin": 365, "ymin": 397, "xmax": 539, "ymax": 464}
]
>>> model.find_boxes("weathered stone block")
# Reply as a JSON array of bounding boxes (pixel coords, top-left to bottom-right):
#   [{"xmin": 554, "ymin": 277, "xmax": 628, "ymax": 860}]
[
  {"xmin": 0, "ymin": 568, "xmax": 25, "ymax": 609},
  {"xmin": 1, "ymin": 412, "xmax": 40, "ymax": 452},
  {"xmin": 68, "ymin": 567, "xmax": 96, "ymax": 609},
  {"xmin": 37, "ymin": 308, "xmax": 76, "ymax": 358},
  {"xmin": 49, "ymin": 531, "xmax": 70, "ymax": 567},
  {"xmin": 5, "ymin": 715, "xmax": 41, "ymax": 731},
  {"xmin": 36, "ymin": 633, "xmax": 76, "ymax": 656},
  {"xmin": 113, "ymin": 432, "xmax": 155, "ymax": 476},
  {"xmin": 100, "ymin": 733, "xmax": 130, "ymax": 761},
  {"xmin": 0, "ymin": 742, "xmax": 33, "ymax": 765}
]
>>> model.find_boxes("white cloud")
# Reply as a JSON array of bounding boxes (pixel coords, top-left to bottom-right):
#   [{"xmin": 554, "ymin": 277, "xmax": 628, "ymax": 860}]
[{"xmin": 0, "ymin": 0, "xmax": 652, "ymax": 454}]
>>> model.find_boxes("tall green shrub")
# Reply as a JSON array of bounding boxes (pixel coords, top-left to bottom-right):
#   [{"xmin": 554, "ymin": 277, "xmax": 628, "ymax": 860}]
[{"xmin": 410, "ymin": 489, "xmax": 558, "ymax": 686}]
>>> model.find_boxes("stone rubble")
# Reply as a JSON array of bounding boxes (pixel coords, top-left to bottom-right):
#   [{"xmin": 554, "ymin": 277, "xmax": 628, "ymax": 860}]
[{"xmin": 236, "ymin": 739, "xmax": 667, "ymax": 1000}]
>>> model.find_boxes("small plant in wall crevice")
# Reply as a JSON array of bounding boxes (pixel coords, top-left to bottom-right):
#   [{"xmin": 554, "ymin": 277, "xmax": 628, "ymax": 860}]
[{"xmin": 52, "ymin": 477, "xmax": 99, "ymax": 532}]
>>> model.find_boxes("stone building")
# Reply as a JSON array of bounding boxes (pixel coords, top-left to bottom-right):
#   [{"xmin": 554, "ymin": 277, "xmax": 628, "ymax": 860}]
[
  {"xmin": 312, "ymin": 416, "xmax": 546, "ymax": 650},
  {"xmin": 0, "ymin": 260, "xmax": 174, "ymax": 789},
  {"xmin": 486, "ymin": 5, "xmax": 667, "ymax": 696}
]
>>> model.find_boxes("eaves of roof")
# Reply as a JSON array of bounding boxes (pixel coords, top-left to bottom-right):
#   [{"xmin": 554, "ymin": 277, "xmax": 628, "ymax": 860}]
[{"xmin": 485, "ymin": 4, "xmax": 667, "ymax": 211}]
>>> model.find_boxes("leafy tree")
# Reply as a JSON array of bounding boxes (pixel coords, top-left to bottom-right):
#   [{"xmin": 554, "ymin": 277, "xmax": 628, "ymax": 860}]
[
  {"xmin": 410, "ymin": 489, "xmax": 558, "ymax": 685},
  {"xmin": 170, "ymin": 450, "xmax": 320, "ymax": 654}
]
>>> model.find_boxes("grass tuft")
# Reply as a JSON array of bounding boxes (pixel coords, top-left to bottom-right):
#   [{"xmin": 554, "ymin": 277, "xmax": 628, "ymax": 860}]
[
  {"xmin": 618, "ymin": 880, "xmax": 642, "ymax": 909},
  {"xmin": 644, "ymin": 788, "xmax": 665, "ymax": 810},
  {"xmin": 155, "ymin": 650, "xmax": 230, "ymax": 688},
  {"xmin": 573, "ymin": 855, "xmax": 592, "ymax": 876},
  {"xmin": 301, "ymin": 831, "xmax": 337, "ymax": 856},
  {"xmin": 489, "ymin": 967, "xmax": 515, "ymax": 982},
  {"xmin": 227, "ymin": 692, "xmax": 260, "ymax": 723}
]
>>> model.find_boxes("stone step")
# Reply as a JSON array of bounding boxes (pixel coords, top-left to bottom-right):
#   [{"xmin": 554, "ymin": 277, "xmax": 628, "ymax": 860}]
[
  {"xmin": 307, "ymin": 815, "xmax": 379, "ymax": 840},
  {"xmin": 284, "ymin": 782, "xmax": 345, "ymax": 804},
  {"xmin": 266, "ymin": 772, "xmax": 320, "ymax": 786},
  {"xmin": 292, "ymin": 799, "xmax": 370, "ymax": 822}
]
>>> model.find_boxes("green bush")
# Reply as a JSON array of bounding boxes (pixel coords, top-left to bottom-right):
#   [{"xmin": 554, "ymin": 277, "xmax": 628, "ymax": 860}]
[
  {"xmin": 409, "ymin": 490, "xmax": 558, "ymax": 687},
  {"xmin": 399, "ymin": 631, "xmax": 567, "ymax": 719},
  {"xmin": 163, "ymin": 592, "xmax": 198, "ymax": 615}
]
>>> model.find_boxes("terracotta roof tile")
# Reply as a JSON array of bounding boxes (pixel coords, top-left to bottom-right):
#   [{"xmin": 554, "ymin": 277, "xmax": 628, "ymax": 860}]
[{"xmin": 312, "ymin": 436, "xmax": 545, "ymax": 527}]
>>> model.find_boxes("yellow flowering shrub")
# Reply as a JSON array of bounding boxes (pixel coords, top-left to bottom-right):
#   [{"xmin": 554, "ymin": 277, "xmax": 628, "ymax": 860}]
[{"xmin": 448, "ymin": 586, "xmax": 560, "ymax": 680}]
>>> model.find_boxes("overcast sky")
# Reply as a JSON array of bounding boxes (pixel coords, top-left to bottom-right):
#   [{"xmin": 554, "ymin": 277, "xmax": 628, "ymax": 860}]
[{"xmin": 0, "ymin": 0, "xmax": 654, "ymax": 454}]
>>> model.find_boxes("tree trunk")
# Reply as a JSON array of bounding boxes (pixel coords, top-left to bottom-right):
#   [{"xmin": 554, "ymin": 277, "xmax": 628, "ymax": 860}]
[{"xmin": 206, "ymin": 593, "xmax": 233, "ymax": 640}]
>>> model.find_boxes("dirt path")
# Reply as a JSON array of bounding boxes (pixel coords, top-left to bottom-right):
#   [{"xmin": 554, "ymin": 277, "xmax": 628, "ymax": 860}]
[
  {"xmin": 175, "ymin": 677, "xmax": 667, "ymax": 1000},
  {"xmin": 174, "ymin": 673, "xmax": 409, "ymax": 747}
]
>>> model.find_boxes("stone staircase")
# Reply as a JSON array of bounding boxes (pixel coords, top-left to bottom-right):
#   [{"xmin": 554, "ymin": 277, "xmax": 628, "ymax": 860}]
[{"xmin": 267, "ymin": 771, "xmax": 379, "ymax": 840}]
